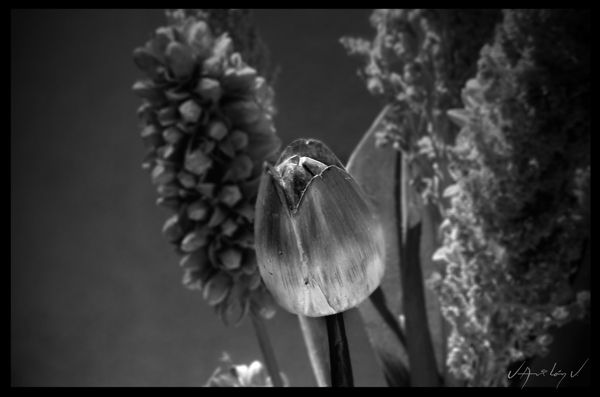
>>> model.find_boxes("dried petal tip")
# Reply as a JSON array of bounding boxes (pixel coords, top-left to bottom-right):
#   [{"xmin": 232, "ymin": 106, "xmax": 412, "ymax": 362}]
[
  {"xmin": 255, "ymin": 139, "xmax": 385, "ymax": 317},
  {"xmin": 276, "ymin": 138, "xmax": 344, "ymax": 169}
]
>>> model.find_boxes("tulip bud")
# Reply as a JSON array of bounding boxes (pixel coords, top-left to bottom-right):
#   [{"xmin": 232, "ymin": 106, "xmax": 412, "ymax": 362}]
[{"xmin": 255, "ymin": 139, "xmax": 385, "ymax": 317}]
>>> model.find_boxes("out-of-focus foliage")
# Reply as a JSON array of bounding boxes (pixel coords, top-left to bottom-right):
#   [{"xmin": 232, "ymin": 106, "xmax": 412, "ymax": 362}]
[
  {"xmin": 342, "ymin": 9, "xmax": 501, "ymax": 385},
  {"xmin": 205, "ymin": 353, "xmax": 288, "ymax": 386},
  {"xmin": 345, "ymin": 109, "xmax": 412, "ymax": 385},
  {"xmin": 428, "ymin": 9, "xmax": 590, "ymax": 386},
  {"xmin": 132, "ymin": 9, "xmax": 281, "ymax": 325},
  {"xmin": 342, "ymin": 9, "xmax": 501, "ymax": 207}
]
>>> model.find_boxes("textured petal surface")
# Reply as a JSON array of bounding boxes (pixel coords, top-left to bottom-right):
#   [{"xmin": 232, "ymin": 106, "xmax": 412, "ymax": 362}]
[
  {"xmin": 255, "ymin": 171, "xmax": 304, "ymax": 310},
  {"xmin": 255, "ymin": 164, "xmax": 385, "ymax": 317},
  {"xmin": 276, "ymin": 138, "xmax": 344, "ymax": 168},
  {"xmin": 293, "ymin": 166, "xmax": 385, "ymax": 316}
]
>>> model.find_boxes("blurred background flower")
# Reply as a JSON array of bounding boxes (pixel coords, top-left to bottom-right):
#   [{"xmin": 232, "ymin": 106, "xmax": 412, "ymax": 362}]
[
  {"xmin": 132, "ymin": 8, "xmax": 281, "ymax": 326},
  {"xmin": 204, "ymin": 353, "xmax": 288, "ymax": 387}
]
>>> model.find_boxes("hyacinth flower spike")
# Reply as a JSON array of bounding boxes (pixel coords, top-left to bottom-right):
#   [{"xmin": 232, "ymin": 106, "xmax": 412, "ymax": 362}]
[
  {"xmin": 255, "ymin": 139, "xmax": 386, "ymax": 386},
  {"xmin": 133, "ymin": 9, "xmax": 285, "ymax": 386}
]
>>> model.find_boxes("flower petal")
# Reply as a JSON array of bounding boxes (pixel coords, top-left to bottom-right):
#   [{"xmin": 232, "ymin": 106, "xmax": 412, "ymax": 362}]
[
  {"xmin": 291, "ymin": 166, "xmax": 386, "ymax": 316},
  {"xmin": 276, "ymin": 139, "xmax": 344, "ymax": 168},
  {"xmin": 256, "ymin": 161, "xmax": 385, "ymax": 316},
  {"xmin": 255, "ymin": 169, "xmax": 305, "ymax": 313}
]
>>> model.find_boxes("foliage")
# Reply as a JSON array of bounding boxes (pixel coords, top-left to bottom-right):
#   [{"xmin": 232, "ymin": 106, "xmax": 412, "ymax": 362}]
[
  {"xmin": 342, "ymin": 9, "xmax": 501, "ymax": 206},
  {"xmin": 428, "ymin": 9, "xmax": 591, "ymax": 386},
  {"xmin": 342, "ymin": 9, "xmax": 501, "ymax": 385}
]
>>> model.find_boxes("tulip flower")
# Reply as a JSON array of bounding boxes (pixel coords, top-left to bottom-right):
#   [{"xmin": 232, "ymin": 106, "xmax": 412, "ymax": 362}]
[
  {"xmin": 255, "ymin": 138, "xmax": 385, "ymax": 317},
  {"xmin": 255, "ymin": 138, "xmax": 385, "ymax": 386}
]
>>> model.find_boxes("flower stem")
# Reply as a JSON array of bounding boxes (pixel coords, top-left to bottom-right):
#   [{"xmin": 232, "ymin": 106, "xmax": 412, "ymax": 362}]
[
  {"xmin": 395, "ymin": 151, "xmax": 441, "ymax": 386},
  {"xmin": 250, "ymin": 312, "xmax": 284, "ymax": 387},
  {"xmin": 298, "ymin": 315, "xmax": 330, "ymax": 386},
  {"xmin": 325, "ymin": 312, "xmax": 354, "ymax": 387}
]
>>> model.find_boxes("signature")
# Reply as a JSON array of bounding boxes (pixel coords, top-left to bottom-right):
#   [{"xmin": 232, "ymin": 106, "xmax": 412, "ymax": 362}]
[{"xmin": 507, "ymin": 358, "xmax": 589, "ymax": 388}]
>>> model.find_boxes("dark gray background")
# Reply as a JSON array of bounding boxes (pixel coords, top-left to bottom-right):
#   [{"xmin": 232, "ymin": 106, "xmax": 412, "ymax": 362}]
[{"xmin": 11, "ymin": 9, "xmax": 385, "ymax": 386}]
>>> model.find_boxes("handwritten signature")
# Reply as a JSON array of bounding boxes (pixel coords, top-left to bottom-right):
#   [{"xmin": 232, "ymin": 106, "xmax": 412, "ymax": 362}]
[{"xmin": 507, "ymin": 358, "xmax": 589, "ymax": 388}]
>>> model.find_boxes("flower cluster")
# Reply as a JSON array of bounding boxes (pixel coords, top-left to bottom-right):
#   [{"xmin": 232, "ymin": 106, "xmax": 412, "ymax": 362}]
[
  {"xmin": 186, "ymin": 9, "xmax": 275, "ymax": 84},
  {"xmin": 205, "ymin": 353, "xmax": 288, "ymax": 387},
  {"xmin": 428, "ymin": 10, "xmax": 591, "ymax": 386},
  {"xmin": 341, "ymin": 9, "xmax": 501, "ymax": 205},
  {"xmin": 132, "ymin": 9, "xmax": 281, "ymax": 325}
]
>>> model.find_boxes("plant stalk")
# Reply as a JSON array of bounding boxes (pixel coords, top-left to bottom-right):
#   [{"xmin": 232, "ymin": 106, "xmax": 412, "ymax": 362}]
[
  {"xmin": 325, "ymin": 312, "xmax": 354, "ymax": 387},
  {"xmin": 250, "ymin": 311, "xmax": 284, "ymax": 387},
  {"xmin": 298, "ymin": 315, "xmax": 330, "ymax": 386},
  {"xmin": 395, "ymin": 151, "xmax": 441, "ymax": 386}
]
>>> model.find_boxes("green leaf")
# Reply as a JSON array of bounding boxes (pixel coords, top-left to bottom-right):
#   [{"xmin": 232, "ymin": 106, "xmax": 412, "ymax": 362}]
[
  {"xmin": 345, "ymin": 107, "xmax": 411, "ymax": 386},
  {"xmin": 346, "ymin": 107, "xmax": 449, "ymax": 386}
]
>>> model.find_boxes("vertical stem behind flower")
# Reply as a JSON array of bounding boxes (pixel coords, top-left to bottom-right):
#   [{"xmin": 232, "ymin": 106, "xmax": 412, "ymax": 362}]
[
  {"xmin": 250, "ymin": 312, "xmax": 284, "ymax": 387},
  {"xmin": 397, "ymin": 152, "xmax": 441, "ymax": 386},
  {"xmin": 326, "ymin": 312, "xmax": 354, "ymax": 387},
  {"xmin": 298, "ymin": 315, "xmax": 331, "ymax": 386}
]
